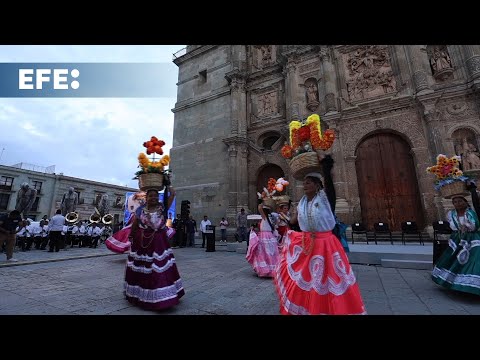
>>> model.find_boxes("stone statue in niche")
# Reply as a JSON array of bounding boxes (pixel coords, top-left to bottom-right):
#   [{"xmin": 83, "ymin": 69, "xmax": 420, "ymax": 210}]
[
  {"xmin": 429, "ymin": 45, "xmax": 453, "ymax": 80},
  {"xmin": 305, "ymin": 79, "xmax": 319, "ymax": 112},
  {"xmin": 457, "ymin": 138, "xmax": 480, "ymax": 170}
]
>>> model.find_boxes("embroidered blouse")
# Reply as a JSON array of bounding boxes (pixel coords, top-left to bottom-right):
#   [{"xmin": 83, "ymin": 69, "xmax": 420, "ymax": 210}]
[
  {"xmin": 135, "ymin": 204, "xmax": 166, "ymax": 231},
  {"xmin": 448, "ymin": 208, "xmax": 479, "ymax": 232},
  {"xmin": 297, "ymin": 190, "xmax": 336, "ymax": 232}
]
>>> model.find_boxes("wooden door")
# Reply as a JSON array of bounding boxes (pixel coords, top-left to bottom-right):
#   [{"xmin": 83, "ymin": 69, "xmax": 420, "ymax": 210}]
[{"xmin": 355, "ymin": 133, "xmax": 424, "ymax": 231}]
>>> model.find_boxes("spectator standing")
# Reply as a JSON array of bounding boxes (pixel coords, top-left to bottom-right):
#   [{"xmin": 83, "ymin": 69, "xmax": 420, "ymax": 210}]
[
  {"xmin": 200, "ymin": 215, "xmax": 211, "ymax": 248},
  {"xmin": 219, "ymin": 217, "xmax": 228, "ymax": 243},
  {"xmin": 236, "ymin": 208, "xmax": 248, "ymax": 242}
]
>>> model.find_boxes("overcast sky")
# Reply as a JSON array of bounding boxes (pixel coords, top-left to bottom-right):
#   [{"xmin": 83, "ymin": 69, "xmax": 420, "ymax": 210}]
[{"xmin": 0, "ymin": 45, "xmax": 185, "ymax": 188}]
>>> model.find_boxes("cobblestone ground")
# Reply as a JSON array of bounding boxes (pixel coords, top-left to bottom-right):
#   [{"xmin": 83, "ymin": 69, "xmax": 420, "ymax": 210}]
[{"xmin": 0, "ymin": 246, "xmax": 479, "ymax": 315}]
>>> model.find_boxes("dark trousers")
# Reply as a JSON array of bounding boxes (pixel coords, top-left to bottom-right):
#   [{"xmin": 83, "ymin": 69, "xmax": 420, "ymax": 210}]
[
  {"xmin": 49, "ymin": 231, "xmax": 62, "ymax": 252},
  {"xmin": 202, "ymin": 232, "xmax": 207, "ymax": 247},
  {"xmin": 188, "ymin": 232, "xmax": 195, "ymax": 247},
  {"xmin": 33, "ymin": 236, "xmax": 42, "ymax": 249}
]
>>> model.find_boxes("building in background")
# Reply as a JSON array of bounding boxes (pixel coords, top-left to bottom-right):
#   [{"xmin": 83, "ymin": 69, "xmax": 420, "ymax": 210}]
[
  {"xmin": 171, "ymin": 45, "xmax": 480, "ymax": 231},
  {"xmin": 0, "ymin": 162, "xmax": 137, "ymax": 224}
]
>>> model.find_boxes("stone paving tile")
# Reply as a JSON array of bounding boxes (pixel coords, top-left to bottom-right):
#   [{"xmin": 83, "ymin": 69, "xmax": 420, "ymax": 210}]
[{"xmin": 1, "ymin": 245, "xmax": 479, "ymax": 315}]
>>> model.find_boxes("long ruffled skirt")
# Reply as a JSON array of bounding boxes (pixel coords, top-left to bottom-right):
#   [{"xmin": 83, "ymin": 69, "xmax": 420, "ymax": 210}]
[
  {"xmin": 432, "ymin": 230, "xmax": 480, "ymax": 296},
  {"xmin": 105, "ymin": 225, "xmax": 132, "ymax": 254},
  {"xmin": 246, "ymin": 230, "xmax": 280, "ymax": 278},
  {"xmin": 274, "ymin": 230, "xmax": 366, "ymax": 315},
  {"xmin": 124, "ymin": 227, "xmax": 184, "ymax": 310}
]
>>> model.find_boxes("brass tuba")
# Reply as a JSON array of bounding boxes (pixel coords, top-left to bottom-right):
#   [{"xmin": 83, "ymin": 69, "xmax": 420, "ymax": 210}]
[
  {"xmin": 102, "ymin": 213, "xmax": 113, "ymax": 225},
  {"xmin": 66, "ymin": 212, "xmax": 79, "ymax": 223},
  {"xmin": 89, "ymin": 207, "xmax": 101, "ymax": 223}
]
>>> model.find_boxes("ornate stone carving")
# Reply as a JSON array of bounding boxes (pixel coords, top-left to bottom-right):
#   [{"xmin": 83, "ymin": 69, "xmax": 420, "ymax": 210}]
[
  {"xmin": 344, "ymin": 45, "xmax": 397, "ymax": 101},
  {"xmin": 260, "ymin": 45, "xmax": 272, "ymax": 66},
  {"xmin": 325, "ymin": 92, "xmax": 337, "ymax": 112},
  {"xmin": 427, "ymin": 45, "xmax": 453, "ymax": 81},
  {"xmin": 441, "ymin": 99, "xmax": 476, "ymax": 120},
  {"xmin": 257, "ymin": 91, "xmax": 277, "ymax": 117},
  {"xmin": 230, "ymin": 77, "xmax": 246, "ymax": 92},
  {"xmin": 342, "ymin": 113, "xmax": 427, "ymax": 158},
  {"xmin": 228, "ymin": 144, "xmax": 237, "ymax": 157},
  {"xmin": 446, "ymin": 102, "xmax": 467, "ymax": 116}
]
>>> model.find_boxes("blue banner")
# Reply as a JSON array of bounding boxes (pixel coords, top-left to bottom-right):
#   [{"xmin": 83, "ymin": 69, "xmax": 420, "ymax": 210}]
[
  {"xmin": 0, "ymin": 63, "xmax": 174, "ymax": 97},
  {"xmin": 124, "ymin": 191, "xmax": 176, "ymax": 226}
]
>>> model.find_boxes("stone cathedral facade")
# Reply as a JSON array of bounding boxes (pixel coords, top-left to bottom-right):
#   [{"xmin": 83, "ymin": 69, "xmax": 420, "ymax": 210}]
[{"xmin": 171, "ymin": 45, "xmax": 480, "ymax": 231}]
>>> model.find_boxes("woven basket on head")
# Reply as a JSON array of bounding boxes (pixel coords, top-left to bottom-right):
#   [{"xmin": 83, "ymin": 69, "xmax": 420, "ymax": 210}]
[
  {"xmin": 439, "ymin": 181, "xmax": 469, "ymax": 199},
  {"xmin": 289, "ymin": 152, "xmax": 321, "ymax": 181},
  {"xmin": 262, "ymin": 197, "xmax": 276, "ymax": 210},
  {"xmin": 138, "ymin": 173, "xmax": 164, "ymax": 191}
]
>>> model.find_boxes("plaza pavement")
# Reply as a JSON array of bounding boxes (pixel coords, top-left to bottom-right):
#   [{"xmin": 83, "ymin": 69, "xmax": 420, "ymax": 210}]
[{"xmin": 0, "ymin": 241, "xmax": 479, "ymax": 315}]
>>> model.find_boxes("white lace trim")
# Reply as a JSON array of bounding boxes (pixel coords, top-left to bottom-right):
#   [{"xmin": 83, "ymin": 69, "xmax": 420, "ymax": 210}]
[
  {"xmin": 106, "ymin": 237, "xmax": 130, "ymax": 248},
  {"xmin": 124, "ymin": 279, "xmax": 184, "ymax": 303},
  {"xmin": 127, "ymin": 257, "xmax": 176, "ymax": 274},
  {"xmin": 432, "ymin": 266, "xmax": 480, "ymax": 290},
  {"xmin": 128, "ymin": 248, "xmax": 174, "ymax": 262}
]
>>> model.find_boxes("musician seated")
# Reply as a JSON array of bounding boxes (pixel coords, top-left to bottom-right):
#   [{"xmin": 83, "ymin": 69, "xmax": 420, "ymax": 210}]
[{"xmin": 88, "ymin": 223, "xmax": 102, "ymax": 248}]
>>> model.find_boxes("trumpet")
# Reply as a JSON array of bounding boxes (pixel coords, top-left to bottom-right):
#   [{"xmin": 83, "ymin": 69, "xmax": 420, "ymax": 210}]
[
  {"xmin": 66, "ymin": 212, "xmax": 79, "ymax": 223},
  {"xmin": 102, "ymin": 213, "xmax": 113, "ymax": 225}
]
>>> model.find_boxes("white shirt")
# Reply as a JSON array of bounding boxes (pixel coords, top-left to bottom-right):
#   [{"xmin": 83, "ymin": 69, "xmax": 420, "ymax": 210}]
[
  {"xmin": 297, "ymin": 190, "xmax": 336, "ymax": 232},
  {"xmin": 200, "ymin": 219, "xmax": 212, "ymax": 232}
]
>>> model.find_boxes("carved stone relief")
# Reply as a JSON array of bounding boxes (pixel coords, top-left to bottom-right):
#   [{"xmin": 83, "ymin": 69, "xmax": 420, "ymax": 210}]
[
  {"xmin": 440, "ymin": 100, "xmax": 477, "ymax": 121},
  {"xmin": 343, "ymin": 46, "xmax": 397, "ymax": 101},
  {"xmin": 256, "ymin": 91, "xmax": 278, "ymax": 117},
  {"xmin": 252, "ymin": 45, "xmax": 275, "ymax": 71}
]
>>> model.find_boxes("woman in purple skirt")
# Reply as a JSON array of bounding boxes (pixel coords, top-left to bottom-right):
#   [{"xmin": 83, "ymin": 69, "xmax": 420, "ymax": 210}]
[{"xmin": 124, "ymin": 187, "xmax": 184, "ymax": 310}]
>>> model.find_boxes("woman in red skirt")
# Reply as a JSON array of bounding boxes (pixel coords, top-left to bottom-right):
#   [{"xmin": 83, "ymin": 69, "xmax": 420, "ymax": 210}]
[{"xmin": 274, "ymin": 153, "xmax": 366, "ymax": 315}]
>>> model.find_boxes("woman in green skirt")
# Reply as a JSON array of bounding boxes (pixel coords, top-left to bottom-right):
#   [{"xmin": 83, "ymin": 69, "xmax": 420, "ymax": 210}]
[{"xmin": 432, "ymin": 195, "xmax": 480, "ymax": 296}]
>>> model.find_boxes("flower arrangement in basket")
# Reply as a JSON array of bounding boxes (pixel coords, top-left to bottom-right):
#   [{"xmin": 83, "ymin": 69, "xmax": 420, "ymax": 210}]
[
  {"xmin": 257, "ymin": 177, "xmax": 289, "ymax": 209},
  {"xmin": 133, "ymin": 136, "xmax": 171, "ymax": 191},
  {"xmin": 281, "ymin": 114, "xmax": 335, "ymax": 180},
  {"xmin": 426, "ymin": 154, "xmax": 470, "ymax": 198}
]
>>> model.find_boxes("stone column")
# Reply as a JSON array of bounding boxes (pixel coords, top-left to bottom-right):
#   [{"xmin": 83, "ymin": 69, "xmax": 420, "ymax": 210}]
[
  {"xmin": 328, "ymin": 123, "xmax": 348, "ymax": 218},
  {"xmin": 422, "ymin": 105, "xmax": 445, "ymax": 163},
  {"xmin": 237, "ymin": 143, "xmax": 249, "ymax": 209},
  {"xmin": 284, "ymin": 55, "xmax": 300, "ymax": 121},
  {"xmin": 226, "ymin": 144, "xmax": 238, "ymax": 225},
  {"xmin": 411, "ymin": 147, "xmax": 438, "ymax": 226},
  {"xmin": 229, "ymin": 75, "xmax": 246, "ymax": 135},
  {"xmin": 320, "ymin": 48, "xmax": 338, "ymax": 113},
  {"xmin": 407, "ymin": 45, "xmax": 432, "ymax": 94},
  {"xmin": 344, "ymin": 156, "xmax": 360, "ymax": 223},
  {"xmin": 463, "ymin": 45, "xmax": 480, "ymax": 81}
]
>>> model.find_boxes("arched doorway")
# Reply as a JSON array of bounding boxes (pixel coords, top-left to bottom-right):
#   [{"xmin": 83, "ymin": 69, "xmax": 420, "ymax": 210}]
[
  {"xmin": 257, "ymin": 164, "xmax": 284, "ymax": 197},
  {"xmin": 355, "ymin": 132, "xmax": 424, "ymax": 231}
]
